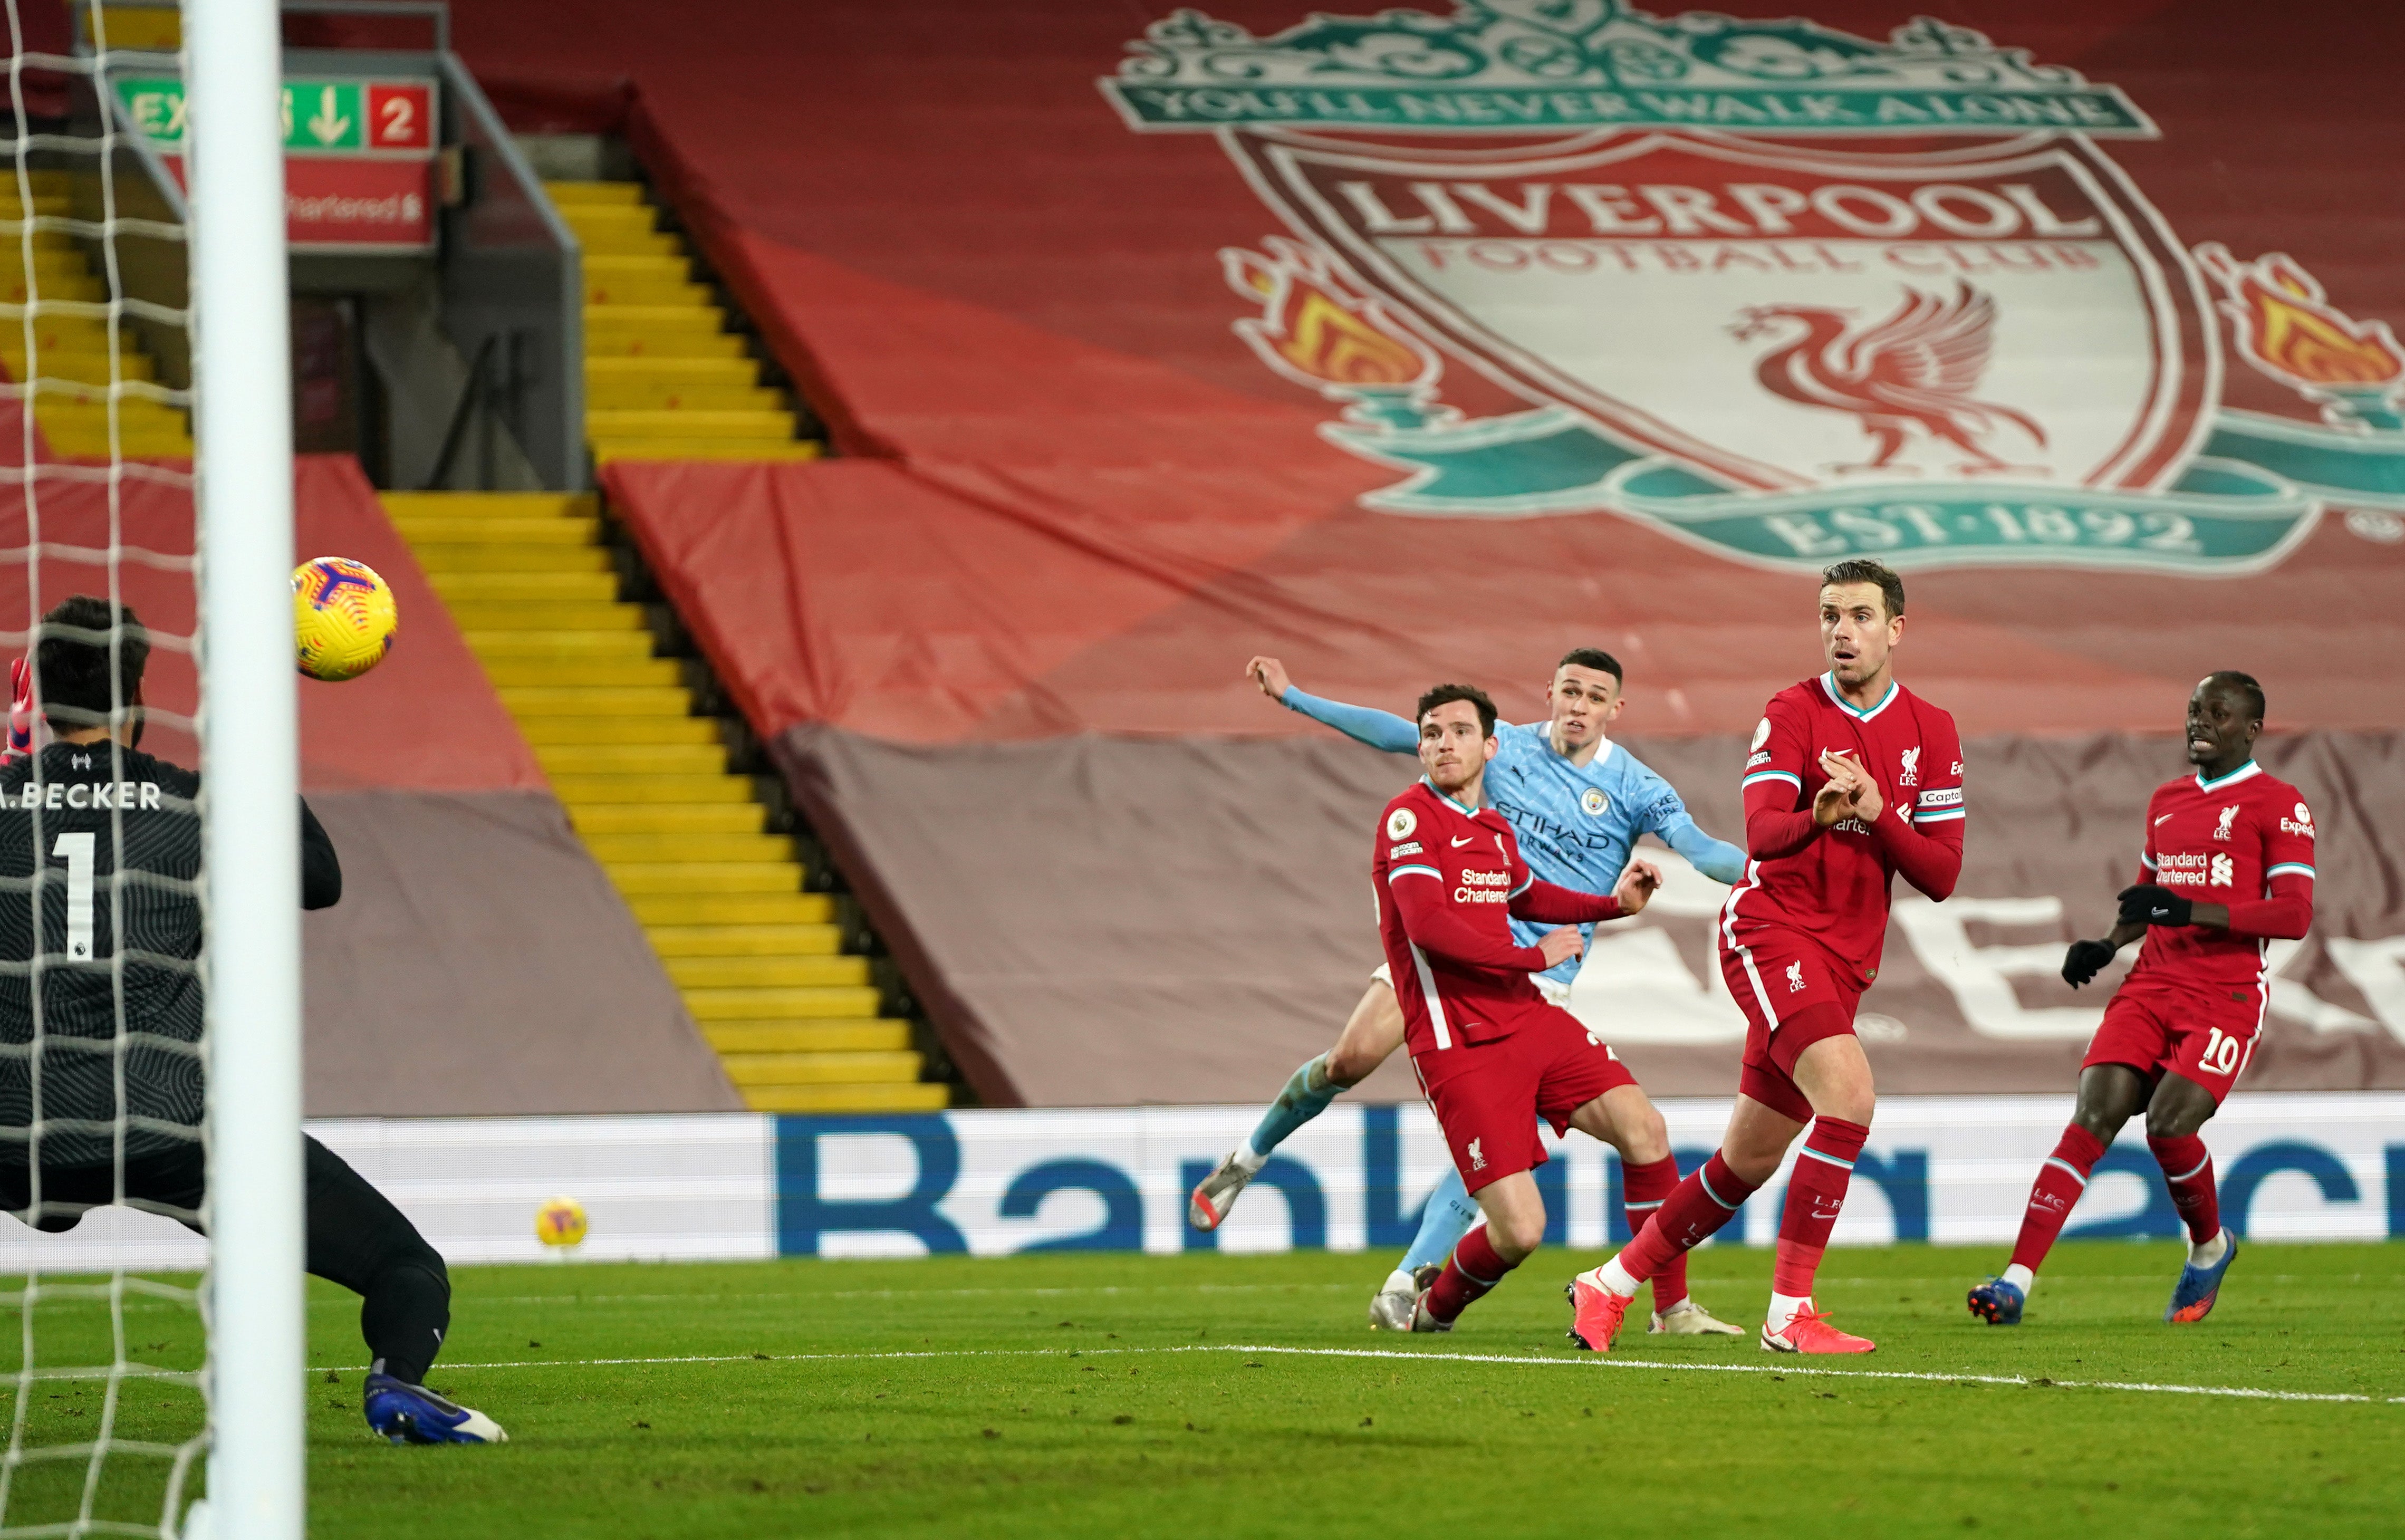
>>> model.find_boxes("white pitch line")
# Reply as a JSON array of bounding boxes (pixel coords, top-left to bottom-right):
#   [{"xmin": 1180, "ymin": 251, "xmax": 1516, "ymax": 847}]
[
  {"xmin": 357, "ymin": 1342, "xmax": 2405, "ymax": 1406},
  {"xmin": 435, "ymin": 1282, "xmax": 1361, "ymax": 1309}
]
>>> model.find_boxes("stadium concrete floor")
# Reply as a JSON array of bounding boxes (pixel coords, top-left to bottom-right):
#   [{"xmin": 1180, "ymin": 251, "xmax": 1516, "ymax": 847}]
[{"xmin": 9, "ymin": 1241, "xmax": 2402, "ymax": 1536}]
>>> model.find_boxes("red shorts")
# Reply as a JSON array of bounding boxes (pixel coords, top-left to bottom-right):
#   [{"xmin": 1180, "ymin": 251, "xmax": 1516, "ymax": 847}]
[
  {"xmin": 1411, "ymin": 1005, "xmax": 1637, "ymax": 1195},
  {"xmin": 1720, "ymin": 930, "xmax": 1864, "ymax": 1124},
  {"xmin": 2082, "ymin": 977, "xmax": 2266, "ymax": 1107}
]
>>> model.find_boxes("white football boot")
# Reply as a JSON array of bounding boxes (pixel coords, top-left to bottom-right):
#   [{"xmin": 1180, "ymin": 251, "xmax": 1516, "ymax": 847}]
[
  {"xmin": 1186, "ymin": 1151, "xmax": 1255, "ymax": 1230},
  {"xmin": 1649, "ymin": 1298, "xmax": 1745, "ymax": 1336},
  {"xmin": 1368, "ymin": 1265, "xmax": 1442, "ymax": 1331}
]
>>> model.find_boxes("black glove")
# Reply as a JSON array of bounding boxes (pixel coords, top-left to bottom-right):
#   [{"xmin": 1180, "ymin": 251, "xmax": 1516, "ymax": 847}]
[
  {"xmin": 2061, "ymin": 938, "xmax": 2117, "ymax": 988},
  {"xmin": 2117, "ymin": 884, "xmax": 2192, "ymax": 928}
]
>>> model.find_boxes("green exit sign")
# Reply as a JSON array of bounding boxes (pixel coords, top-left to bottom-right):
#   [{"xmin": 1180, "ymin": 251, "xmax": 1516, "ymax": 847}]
[{"xmin": 113, "ymin": 75, "xmax": 436, "ymax": 156}]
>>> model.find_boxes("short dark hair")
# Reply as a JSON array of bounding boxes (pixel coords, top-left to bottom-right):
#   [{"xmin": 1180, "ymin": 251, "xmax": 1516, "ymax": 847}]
[
  {"xmin": 1416, "ymin": 682, "xmax": 1496, "ymax": 738},
  {"xmin": 1820, "ymin": 558, "xmax": 1906, "ymax": 619},
  {"xmin": 2200, "ymin": 669, "xmax": 2266, "ymax": 724},
  {"xmin": 35, "ymin": 595, "xmax": 149, "ymax": 730},
  {"xmin": 1555, "ymin": 648, "xmax": 1623, "ymax": 686}
]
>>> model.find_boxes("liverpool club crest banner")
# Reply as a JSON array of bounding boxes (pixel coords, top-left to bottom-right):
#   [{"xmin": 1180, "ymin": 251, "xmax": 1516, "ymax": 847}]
[{"xmin": 1102, "ymin": 2, "xmax": 2405, "ymax": 574}]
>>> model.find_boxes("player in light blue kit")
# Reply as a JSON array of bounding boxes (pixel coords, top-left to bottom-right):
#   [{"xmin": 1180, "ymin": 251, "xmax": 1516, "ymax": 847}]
[{"xmin": 1189, "ymin": 649, "xmax": 1752, "ymax": 1334}]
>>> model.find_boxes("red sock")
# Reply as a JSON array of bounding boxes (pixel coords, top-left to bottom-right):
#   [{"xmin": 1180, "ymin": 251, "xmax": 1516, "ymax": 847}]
[
  {"xmin": 1425, "ymin": 1225, "xmax": 1517, "ymax": 1324},
  {"xmin": 2149, "ymin": 1133, "xmax": 2220, "ymax": 1244},
  {"xmin": 1618, "ymin": 1151, "xmax": 1757, "ymax": 1283},
  {"xmin": 1772, "ymin": 1116, "xmax": 1870, "ymax": 1297},
  {"xmin": 2008, "ymin": 1124, "xmax": 2106, "ymax": 1274},
  {"xmin": 1621, "ymin": 1156, "xmax": 1688, "ymax": 1311}
]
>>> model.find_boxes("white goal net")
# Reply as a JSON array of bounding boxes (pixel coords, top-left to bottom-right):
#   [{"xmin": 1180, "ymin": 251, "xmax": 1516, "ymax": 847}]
[{"xmin": 0, "ymin": 0, "xmax": 301, "ymax": 1534}]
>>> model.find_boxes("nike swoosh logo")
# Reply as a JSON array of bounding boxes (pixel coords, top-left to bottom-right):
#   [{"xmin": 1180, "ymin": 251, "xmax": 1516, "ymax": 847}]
[
  {"xmin": 2155, "ymin": 814, "xmax": 2175, "ymax": 826},
  {"xmin": 1450, "ymin": 835, "xmax": 1474, "ymax": 847}
]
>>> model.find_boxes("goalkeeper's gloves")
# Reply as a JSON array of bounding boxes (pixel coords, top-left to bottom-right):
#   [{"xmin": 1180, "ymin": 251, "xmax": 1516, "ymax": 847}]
[
  {"xmin": 2061, "ymin": 938, "xmax": 2117, "ymax": 988},
  {"xmin": 2117, "ymin": 884, "xmax": 2192, "ymax": 929},
  {"xmin": 3, "ymin": 658, "xmax": 27, "ymax": 763}
]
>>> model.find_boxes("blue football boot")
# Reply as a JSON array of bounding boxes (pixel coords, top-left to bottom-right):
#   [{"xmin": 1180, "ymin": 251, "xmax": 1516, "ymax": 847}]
[
  {"xmin": 2164, "ymin": 1228, "xmax": 2237, "ymax": 1323},
  {"xmin": 363, "ymin": 1372, "xmax": 508, "ymax": 1445},
  {"xmin": 1966, "ymin": 1276, "xmax": 2025, "ymax": 1325}
]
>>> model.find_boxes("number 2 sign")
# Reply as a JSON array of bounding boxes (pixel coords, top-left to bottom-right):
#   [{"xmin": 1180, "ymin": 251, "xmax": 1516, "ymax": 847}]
[{"xmin": 365, "ymin": 83, "xmax": 431, "ymax": 150}]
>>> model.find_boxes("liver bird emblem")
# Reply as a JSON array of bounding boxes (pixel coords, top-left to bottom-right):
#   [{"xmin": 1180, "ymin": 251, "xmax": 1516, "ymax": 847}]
[{"xmin": 1731, "ymin": 282, "xmax": 2046, "ymax": 475}]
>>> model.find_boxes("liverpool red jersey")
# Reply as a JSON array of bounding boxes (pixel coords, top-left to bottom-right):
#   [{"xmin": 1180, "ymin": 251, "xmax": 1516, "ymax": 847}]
[
  {"xmin": 1721, "ymin": 672, "xmax": 1965, "ymax": 985},
  {"xmin": 2127, "ymin": 760, "xmax": 2316, "ymax": 992},
  {"xmin": 1372, "ymin": 779, "xmax": 1619, "ymax": 1057}
]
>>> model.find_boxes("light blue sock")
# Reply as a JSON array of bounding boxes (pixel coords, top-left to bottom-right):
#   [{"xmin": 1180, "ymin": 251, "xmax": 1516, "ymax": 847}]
[
  {"xmin": 1245, "ymin": 1054, "xmax": 1340, "ymax": 1162},
  {"xmin": 1399, "ymin": 1163, "xmax": 1480, "ymax": 1274}
]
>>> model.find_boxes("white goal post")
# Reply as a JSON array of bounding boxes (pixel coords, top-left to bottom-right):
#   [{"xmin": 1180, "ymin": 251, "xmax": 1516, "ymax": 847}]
[{"xmin": 185, "ymin": 0, "xmax": 303, "ymax": 1532}]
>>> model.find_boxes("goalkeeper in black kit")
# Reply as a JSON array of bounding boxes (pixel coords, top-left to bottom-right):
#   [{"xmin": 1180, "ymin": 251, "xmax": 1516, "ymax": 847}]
[{"xmin": 0, "ymin": 597, "xmax": 504, "ymax": 1445}]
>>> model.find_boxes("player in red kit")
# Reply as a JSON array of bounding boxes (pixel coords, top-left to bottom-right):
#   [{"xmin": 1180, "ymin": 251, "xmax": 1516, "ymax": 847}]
[
  {"xmin": 1567, "ymin": 559, "xmax": 1964, "ymax": 1354},
  {"xmin": 1373, "ymin": 683, "xmax": 1664, "ymax": 1332},
  {"xmin": 1969, "ymin": 671, "xmax": 2310, "ymax": 1327}
]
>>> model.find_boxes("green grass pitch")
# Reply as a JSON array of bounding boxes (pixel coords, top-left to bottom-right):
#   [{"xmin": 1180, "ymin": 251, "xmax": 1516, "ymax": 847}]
[{"xmin": 8, "ymin": 1240, "xmax": 2402, "ymax": 1536}]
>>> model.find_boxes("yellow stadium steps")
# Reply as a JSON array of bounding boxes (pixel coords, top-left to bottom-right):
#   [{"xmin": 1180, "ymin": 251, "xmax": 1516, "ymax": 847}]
[
  {"xmin": 685, "ymin": 987, "xmax": 885, "ymax": 1022},
  {"xmin": 1, "ymin": 274, "xmax": 105, "ymax": 303},
  {"xmin": 488, "ymin": 657, "xmax": 685, "ymax": 688},
  {"xmin": 651, "ymin": 924, "xmax": 844, "ymax": 958},
  {"xmin": 40, "ymin": 426, "xmax": 190, "ymax": 457},
  {"xmin": 554, "ymin": 201, "xmax": 661, "ymax": 237},
  {"xmin": 0, "ymin": 247, "xmax": 98, "ymax": 274},
  {"xmin": 582, "ymin": 831, "xmax": 793, "ymax": 864},
  {"xmin": 520, "ymin": 718, "xmax": 723, "ymax": 749},
  {"xmin": 585, "ymin": 355, "xmax": 757, "ymax": 386},
  {"xmin": 721, "ymin": 1051, "xmax": 922, "ymax": 1087},
  {"xmin": 587, "ymin": 409, "xmax": 797, "ymax": 440},
  {"xmin": 667, "ymin": 956, "xmax": 871, "ymax": 990},
  {"xmin": 498, "ymin": 686, "xmax": 692, "ymax": 717},
  {"xmin": 583, "ymin": 305, "xmax": 726, "ymax": 338},
  {"xmin": 384, "ymin": 487, "xmax": 942, "ymax": 1112},
  {"xmin": 410, "ymin": 547, "xmax": 616, "ymax": 579},
  {"xmin": 551, "ymin": 773, "xmax": 753, "ymax": 804},
  {"xmin": 0, "ymin": 200, "xmax": 185, "ymax": 456},
  {"xmin": 545, "ymin": 175, "xmax": 825, "ymax": 464},
  {"xmin": 604, "ymin": 863, "xmax": 800, "ymax": 897},
  {"xmin": 584, "ymin": 260, "xmax": 709, "ymax": 307},
  {"xmin": 585, "ymin": 381, "xmax": 783, "ymax": 413},
  {"xmin": 547, "ymin": 180, "xmax": 645, "ymax": 206},
  {"xmin": 432, "ymin": 572, "xmax": 620, "ymax": 601},
  {"xmin": 384, "ymin": 490, "xmax": 592, "ymax": 518},
  {"xmin": 526, "ymin": 721, "xmax": 722, "ymax": 750},
  {"xmin": 2, "ymin": 350, "xmax": 157, "ymax": 383},
  {"xmin": 571, "ymin": 229, "xmax": 685, "ymax": 258},
  {"xmin": 584, "ymin": 331, "xmax": 751, "ymax": 360},
  {"xmin": 534, "ymin": 743, "xmax": 728, "ymax": 776},
  {"xmin": 594, "ymin": 439, "xmax": 821, "ymax": 464},
  {"xmin": 627, "ymin": 892, "xmax": 836, "ymax": 927},
  {"xmin": 463, "ymin": 630, "xmax": 660, "ymax": 660},
  {"xmin": 389, "ymin": 515, "xmax": 600, "ymax": 545},
  {"xmin": 444, "ymin": 603, "xmax": 648, "ymax": 634},
  {"xmin": 706, "ymin": 1022, "xmax": 909, "ymax": 1053},
  {"xmin": 583, "ymin": 252, "xmax": 682, "ymax": 274},
  {"xmin": 31, "ymin": 398, "xmax": 188, "ymax": 427}
]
